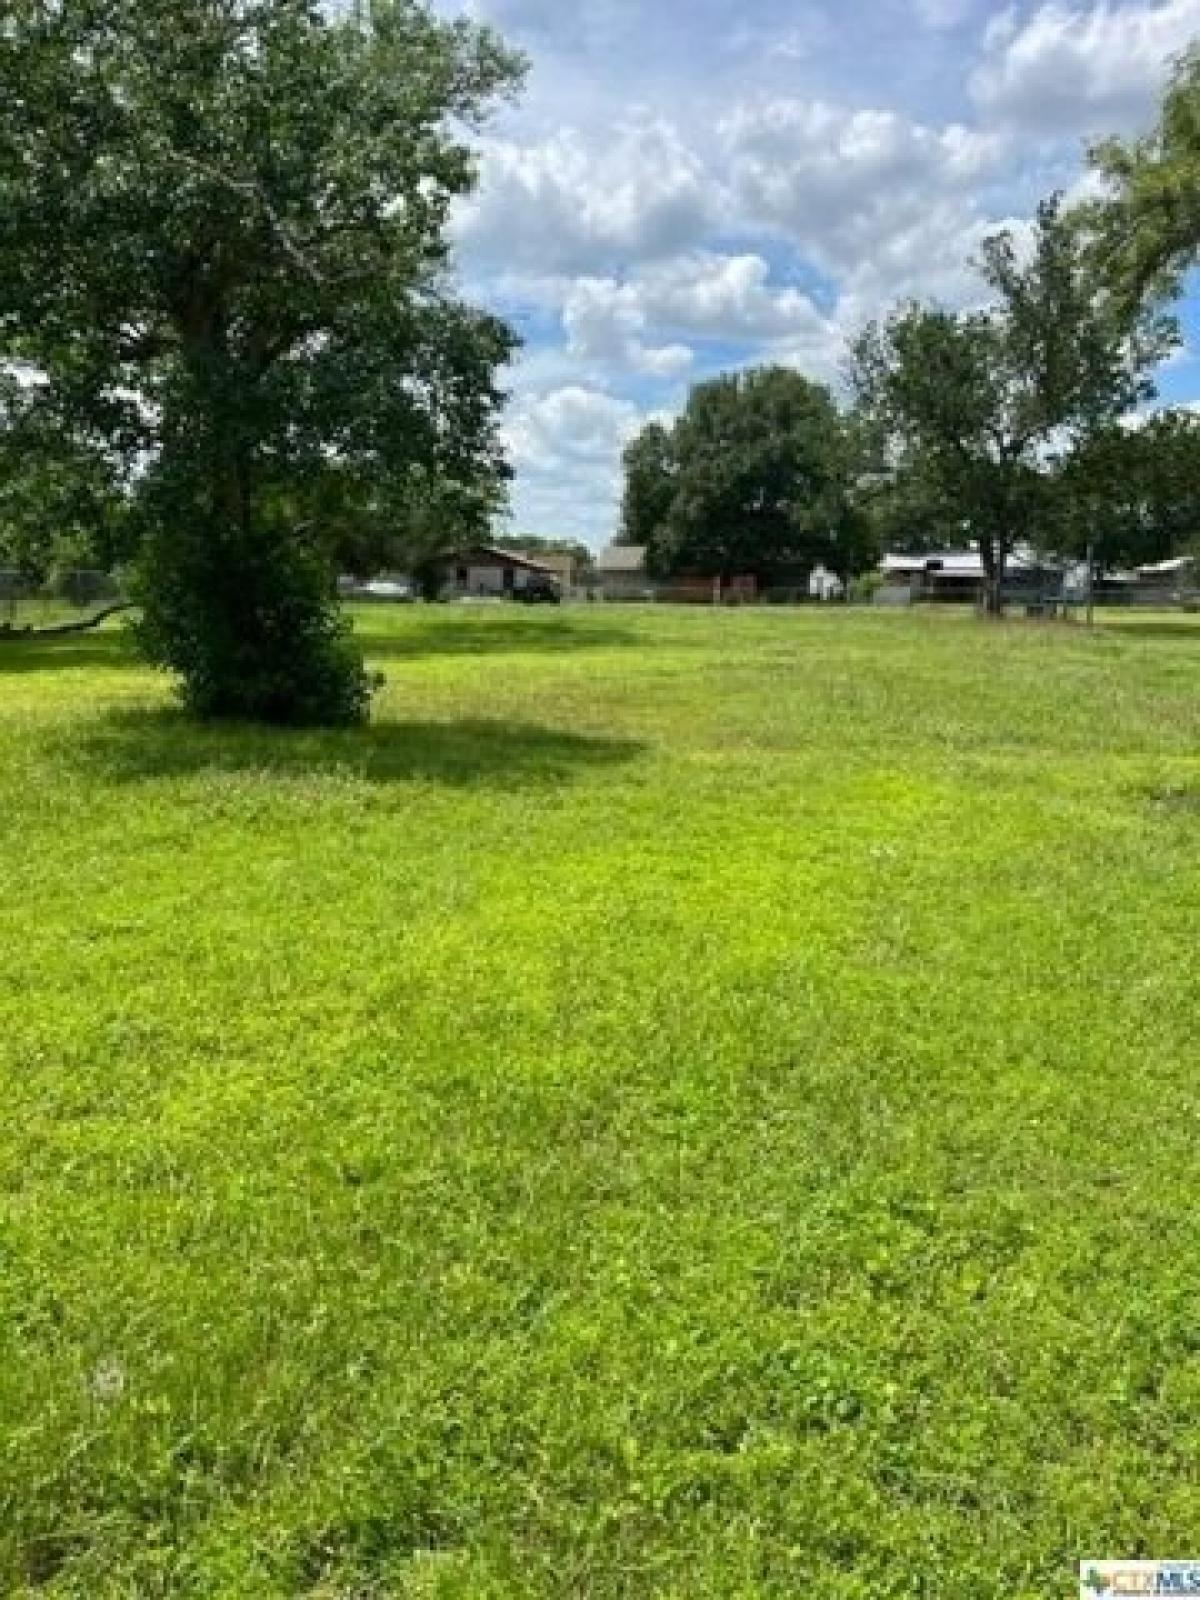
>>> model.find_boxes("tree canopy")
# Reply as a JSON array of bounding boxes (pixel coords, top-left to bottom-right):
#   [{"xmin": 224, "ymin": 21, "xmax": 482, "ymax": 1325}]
[
  {"xmin": 0, "ymin": 0, "xmax": 522, "ymax": 719},
  {"xmin": 620, "ymin": 422, "xmax": 677, "ymax": 551},
  {"xmin": 852, "ymin": 198, "xmax": 1171, "ymax": 610},
  {"xmin": 1052, "ymin": 409, "xmax": 1200, "ymax": 573},
  {"xmin": 0, "ymin": 373, "xmax": 132, "ymax": 580},
  {"xmin": 1089, "ymin": 47, "xmax": 1200, "ymax": 312},
  {"xmin": 620, "ymin": 368, "xmax": 867, "ymax": 586}
]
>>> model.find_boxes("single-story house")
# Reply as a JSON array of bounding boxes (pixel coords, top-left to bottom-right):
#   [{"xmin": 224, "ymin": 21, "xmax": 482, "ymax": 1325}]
[
  {"xmin": 877, "ymin": 546, "xmax": 1061, "ymax": 605},
  {"xmin": 593, "ymin": 545, "xmax": 763, "ymax": 602},
  {"xmin": 436, "ymin": 545, "xmax": 559, "ymax": 599},
  {"xmin": 1135, "ymin": 555, "xmax": 1196, "ymax": 590},
  {"xmin": 1062, "ymin": 562, "xmax": 1139, "ymax": 601},
  {"xmin": 594, "ymin": 543, "xmax": 652, "ymax": 599},
  {"xmin": 532, "ymin": 551, "xmax": 578, "ymax": 591}
]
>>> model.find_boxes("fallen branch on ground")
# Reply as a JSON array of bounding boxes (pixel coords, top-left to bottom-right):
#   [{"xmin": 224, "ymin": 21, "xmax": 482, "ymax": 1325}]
[{"xmin": 0, "ymin": 603, "xmax": 134, "ymax": 641}]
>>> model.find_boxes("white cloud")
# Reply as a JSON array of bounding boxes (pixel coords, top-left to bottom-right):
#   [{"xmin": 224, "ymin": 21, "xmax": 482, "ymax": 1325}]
[
  {"xmin": 640, "ymin": 253, "xmax": 829, "ymax": 339},
  {"xmin": 503, "ymin": 383, "xmax": 642, "ymax": 471},
  {"xmin": 836, "ymin": 209, "xmax": 1041, "ymax": 334},
  {"xmin": 721, "ymin": 99, "xmax": 1005, "ymax": 278},
  {"xmin": 716, "ymin": 98, "xmax": 1020, "ymax": 325},
  {"xmin": 722, "ymin": 15, "xmax": 833, "ymax": 62},
  {"xmin": 562, "ymin": 279, "xmax": 694, "ymax": 375},
  {"xmin": 500, "ymin": 382, "xmax": 650, "ymax": 544},
  {"xmin": 982, "ymin": 8, "xmax": 1021, "ymax": 49},
  {"xmin": 463, "ymin": 86, "xmax": 1053, "ymax": 544},
  {"xmin": 560, "ymin": 253, "xmax": 842, "ymax": 375},
  {"xmin": 443, "ymin": 0, "xmax": 1200, "ymax": 551},
  {"xmin": 971, "ymin": 0, "xmax": 1200, "ymax": 135},
  {"xmin": 455, "ymin": 120, "xmax": 716, "ymax": 274}
]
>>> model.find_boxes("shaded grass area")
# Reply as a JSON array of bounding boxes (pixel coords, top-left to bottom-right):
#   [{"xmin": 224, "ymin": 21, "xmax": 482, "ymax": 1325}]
[
  {"xmin": 355, "ymin": 611, "xmax": 648, "ymax": 661},
  {"xmin": 1095, "ymin": 617, "xmax": 1200, "ymax": 644},
  {"xmin": 67, "ymin": 709, "xmax": 644, "ymax": 790},
  {"xmin": 1, "ymin": 605, "xmax": 1199, "ymax": 1597},
  {"xmin": 0, "ymin": 633, "xmax": 142, "ymax": 675}
]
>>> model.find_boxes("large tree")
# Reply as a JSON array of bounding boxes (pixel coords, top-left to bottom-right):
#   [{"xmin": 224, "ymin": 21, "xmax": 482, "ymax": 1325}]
[
  {"xmin": 1053, "ymin": 408, "xmax": 1200, "ymax": 574},
  {"xmin": 621, "ymin": 368, "xmax": 866, "ymax": 587},
  {"xmin": 0, "ymin": 375, "xmax": 132, "ymax": 580},
  {"xmin": 619, "ymin": 421, "xmax": 676, "ymax": 550},
  {"xmin": 0, "ymin": 0, "xmax": 521, "ymax": 721},
  {"xmin": 1088, "ymin": 46, "xmax": 1200, "ymax": 312},
  {"xmin": 852, "ymin": 198, "xmax": 1169, "ymax": 613},
  {"xmin": 855, "ymin": 464, "xmax": 966, "ymax": 558}
]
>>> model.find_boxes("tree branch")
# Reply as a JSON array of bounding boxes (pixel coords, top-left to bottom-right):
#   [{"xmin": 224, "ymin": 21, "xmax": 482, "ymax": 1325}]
[{"xmin": 174, "ymin": 152, "xmax": 328, "ymax": 286}]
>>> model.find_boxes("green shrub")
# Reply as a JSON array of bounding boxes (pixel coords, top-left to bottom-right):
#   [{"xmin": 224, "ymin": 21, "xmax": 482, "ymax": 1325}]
[
  {"xmin": 134, "ymin": 524, "xmax": 373, "ymax": 726},
  {"xmin": 850, "ymin": 570, "xmax": 885, "ymax": 604}
]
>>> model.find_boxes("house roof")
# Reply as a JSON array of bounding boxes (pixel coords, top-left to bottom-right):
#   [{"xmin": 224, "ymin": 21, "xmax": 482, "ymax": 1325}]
[
  {"xmin": 452, "ymin": 545, "xmax": 555, "ymax": 574},
  {"xmin": 1137, "ymin": 555, "xmax": 1195, "ymax": 577},
  {"xmin": 880, "ymin": 545, "xmax": 1057, "ymax": 580},
  {"xmin": 596, "ymin": 544, "xmax": 648, "ymax": 574}
]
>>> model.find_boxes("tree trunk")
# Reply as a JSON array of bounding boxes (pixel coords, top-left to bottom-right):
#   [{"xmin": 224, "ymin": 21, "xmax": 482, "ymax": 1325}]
[{"xmin": 980, "ymin": 537, "xmax": 1006, "ymax": 617}]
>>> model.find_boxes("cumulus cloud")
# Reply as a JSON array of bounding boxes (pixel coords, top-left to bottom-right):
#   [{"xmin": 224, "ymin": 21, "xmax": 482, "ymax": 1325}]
[
  {"xmin": 837, "ymin": 208, "xmax": 1043, "ymax": 333},
  {"xmin": 503, "ymin": 383, "xmax": 642, "ymax": 472},
  {"xmin": 441, "ymin": 0, "xmax": 1196, "ymax": 546},
  {"xmin": 971, "ymin": 0, "xmax": 1200, "ymax": 135},
  {"xmin": 714, "ymin": 98, "xmax": 1023, "ymax": 325},
  {"xmin": 462, "ymin": 93, "xmax": 1020, "ymax": 342},
  {"xmin": 561, "ymin": 253, "xmax": 842, "ymax": 375},
  {"xmin": 637, "ymin": 253, "xmax": 831, "ymax": 340},
  {"xmin": 455, "ymin": 120, "xmax": 715, "ymax": 274},
  {"xmin": 562, "ymin": 279, "xmax": 694, "ymax": 376},
  {"xmin": 500, "ymin": 382, "xmax": 650, "ymax": 543},
  {"xmin": 461, "ymin": 89, "xmax": 1052, "ymax": 542},
  {"xmin": 721, "ymin": 100, "xmax": 1004, "ymax": 275}
]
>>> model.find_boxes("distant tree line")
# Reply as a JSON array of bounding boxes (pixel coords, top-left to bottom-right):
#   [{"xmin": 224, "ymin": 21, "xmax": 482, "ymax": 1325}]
[{"xmin": 621, "ymin": 51, "xmax": 1200, "ymax": 610}]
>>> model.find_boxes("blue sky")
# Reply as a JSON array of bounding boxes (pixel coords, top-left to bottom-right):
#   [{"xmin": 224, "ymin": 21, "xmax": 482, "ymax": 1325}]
[{"xmin": 437, "ymin": 0, "xmax": 1200, "ymax": 548}]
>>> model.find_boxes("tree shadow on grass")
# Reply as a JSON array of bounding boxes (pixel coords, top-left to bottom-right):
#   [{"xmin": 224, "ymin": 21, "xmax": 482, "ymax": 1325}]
[
  {"xmin": 3, "ymin": 613, "xmax": 649, "ymax": 675},
  {"xmin": 0, "ymin": 630, "xmax": 138, "ymax": 674},
  {"xmin": 1097, "ymin": 619, "xmax": 1200, "ymax": 644},
  {"xmin": 352, "ymin": 612, "xmax": 647, "ymax": 662},
  {"xmin": 68, "ymin": 707, "xmax": 645, "ymax": 790}
]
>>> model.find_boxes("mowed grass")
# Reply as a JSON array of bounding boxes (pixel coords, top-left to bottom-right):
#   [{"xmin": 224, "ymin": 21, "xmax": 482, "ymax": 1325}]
[{"xmin": 1, "ymin": 605, "xmax": 1199, "ymax": 1598}]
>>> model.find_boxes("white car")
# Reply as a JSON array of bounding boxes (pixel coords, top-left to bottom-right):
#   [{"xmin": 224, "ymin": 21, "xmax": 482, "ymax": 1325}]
[{"xmin": 361, "ymin": 578, "xmax": 414, "ymax": 602}]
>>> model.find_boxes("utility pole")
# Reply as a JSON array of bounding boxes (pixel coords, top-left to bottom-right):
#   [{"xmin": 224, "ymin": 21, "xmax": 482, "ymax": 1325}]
[{"xmin": 1086, "ymin": 540, "xmax": 1095, "ymax": 629}]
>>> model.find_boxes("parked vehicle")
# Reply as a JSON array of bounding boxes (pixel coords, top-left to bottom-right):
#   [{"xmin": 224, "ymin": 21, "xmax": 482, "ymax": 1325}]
[
  {"xmin": 361, "ymin": 578, "xmax": 414, "ymax": 602},
  {"xmin": 515, "ymin": 576, "xmax": 562, "ymax": 605}
]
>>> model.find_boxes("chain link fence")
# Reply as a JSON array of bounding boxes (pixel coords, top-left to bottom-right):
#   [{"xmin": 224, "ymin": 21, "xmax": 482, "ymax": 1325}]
[
  {"xmin": 0, "ymin": 569, "xmax": 130, "ymax": 633},
  {"xmin": 580, "ymin": 582, "xmax": 836, "ymax": 606}
]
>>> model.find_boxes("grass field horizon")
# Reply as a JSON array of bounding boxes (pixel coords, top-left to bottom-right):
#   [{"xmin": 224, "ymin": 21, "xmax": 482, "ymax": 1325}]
[{"xmin": 2, "ymin": 604, "xmax": 1199, "ymax": 1597}]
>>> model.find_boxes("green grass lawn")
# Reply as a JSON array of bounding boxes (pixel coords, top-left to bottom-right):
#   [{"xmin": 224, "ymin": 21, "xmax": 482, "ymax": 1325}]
[{"xmin": 2, "ymin": 605, "xmax": 1199, "ymax": 1598}]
